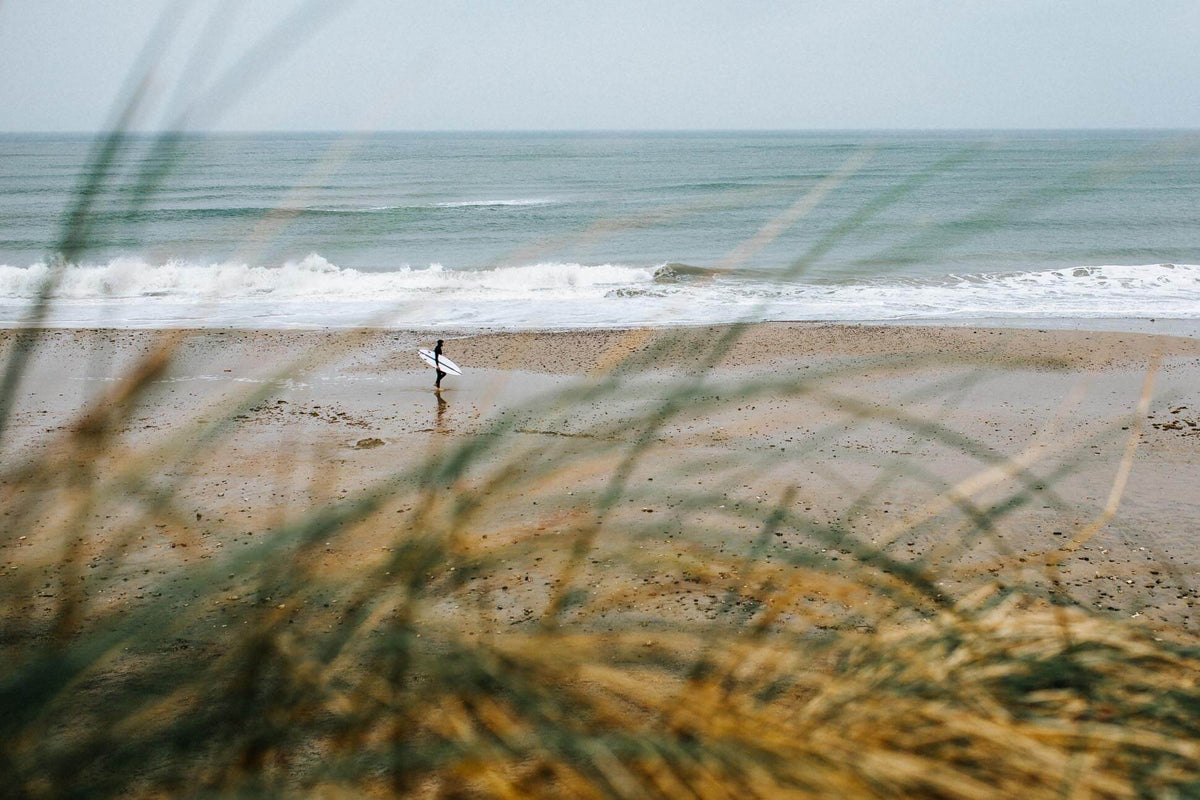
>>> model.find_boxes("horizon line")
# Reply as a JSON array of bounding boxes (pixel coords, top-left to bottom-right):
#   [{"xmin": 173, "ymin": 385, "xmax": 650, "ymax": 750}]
[{"xmin": 2, "ymin": 126, "xmax": 1199, "ymax": 137}]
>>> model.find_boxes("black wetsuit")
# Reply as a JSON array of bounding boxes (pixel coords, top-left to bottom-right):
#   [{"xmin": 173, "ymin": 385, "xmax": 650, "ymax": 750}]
[{"xmin": 434, "ymin": 342, "xmax": 447, "ymax": 389}]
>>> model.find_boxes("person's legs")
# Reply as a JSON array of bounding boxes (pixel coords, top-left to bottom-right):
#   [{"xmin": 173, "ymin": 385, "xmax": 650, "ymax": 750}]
[{"xmin": 435, "ymin": 369, "xmax": 446, "ymax": 389}]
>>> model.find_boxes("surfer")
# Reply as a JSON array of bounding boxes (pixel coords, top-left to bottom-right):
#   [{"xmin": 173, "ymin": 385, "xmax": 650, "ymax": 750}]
[
  {"xmin": 418, "ymin": 340, "xmax": 460, "ymax": 386},
  {"xmin": 433, "ymin": 339, "xmax": 447, "ymax": 391}
]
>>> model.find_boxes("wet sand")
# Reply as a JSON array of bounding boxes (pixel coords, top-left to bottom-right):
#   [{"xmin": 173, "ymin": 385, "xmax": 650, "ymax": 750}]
[{"xmin": 4, "ymin": 323, "xmax": 1200, "ymax": 630}]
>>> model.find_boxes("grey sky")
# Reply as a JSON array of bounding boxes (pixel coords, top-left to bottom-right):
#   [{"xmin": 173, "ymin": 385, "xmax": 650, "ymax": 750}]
[{"xmin": 2, "ymin": 1, "xmax": 1198, "ymax": 132}]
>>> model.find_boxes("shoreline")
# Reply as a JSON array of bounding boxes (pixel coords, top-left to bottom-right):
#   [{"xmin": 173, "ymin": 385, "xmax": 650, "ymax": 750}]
[{"xmin": 3, "ymin": 316, "xmax": 1199, "ymax": 338}]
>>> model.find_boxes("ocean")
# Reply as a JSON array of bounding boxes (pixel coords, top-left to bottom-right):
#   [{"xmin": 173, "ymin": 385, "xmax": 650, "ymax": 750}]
[{"xmin": 1, "ymin": 131, "xmax": 1197, "ymax": 329}]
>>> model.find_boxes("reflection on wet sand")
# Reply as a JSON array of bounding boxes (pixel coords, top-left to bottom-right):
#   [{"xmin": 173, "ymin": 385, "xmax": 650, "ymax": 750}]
[{"xmin": 435, "ymin": 391, "xmax": 448, "ymax": 433}]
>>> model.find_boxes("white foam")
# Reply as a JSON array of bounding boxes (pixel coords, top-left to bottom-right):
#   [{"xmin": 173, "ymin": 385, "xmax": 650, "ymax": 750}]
[
  {"xmin": 0, "ymin": 255, "xmax": 655, "ymax": 301},
  {"xmin": 0, "ymin": 256, "xmax": 1196, "ymax": 328},
  {"xmin": 787, "ymin": 263, "xmax": 1200, "ymax": 319}
]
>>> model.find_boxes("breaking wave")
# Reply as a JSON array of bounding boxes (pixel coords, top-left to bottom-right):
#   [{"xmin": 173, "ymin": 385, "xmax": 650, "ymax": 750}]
[
  {"xmin": 0, "ymin": 255, "xmax": 656, "ymax": 301},
  {"xmin": 0, "ymin": 255, "xmax": 1196, "ymax": 328}
]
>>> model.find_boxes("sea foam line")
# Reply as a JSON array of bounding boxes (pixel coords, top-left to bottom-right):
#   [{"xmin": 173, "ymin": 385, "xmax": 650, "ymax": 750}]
[
  {"xmin": 0, "ymin": 255, "xmax": 657, "ymax": 300},
  {"xmin": 0, "ymin": 256, "xmax": 1197, "ymax": 321}
]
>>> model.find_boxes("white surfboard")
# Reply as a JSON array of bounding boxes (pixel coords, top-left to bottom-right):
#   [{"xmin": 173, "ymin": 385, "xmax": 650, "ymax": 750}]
[{"xmin": 418, "ymin": 348, "xmax": 463, "ymax": 375}]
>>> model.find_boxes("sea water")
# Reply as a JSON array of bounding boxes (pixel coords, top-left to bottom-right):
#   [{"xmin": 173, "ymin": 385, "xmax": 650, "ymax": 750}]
[{"xmin": 0, "ymin": 131, "xmax": 1197, "ymax": 329}]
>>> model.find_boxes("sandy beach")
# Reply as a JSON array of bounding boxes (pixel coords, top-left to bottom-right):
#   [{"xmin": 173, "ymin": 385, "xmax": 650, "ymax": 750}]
[{"xmin": 6, "ymin": 322, "xmax": 1199, "ymax": 632}]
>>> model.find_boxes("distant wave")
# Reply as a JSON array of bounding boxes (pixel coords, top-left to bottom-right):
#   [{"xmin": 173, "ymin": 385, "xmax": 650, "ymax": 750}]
[
  {"xmin": 317, "ymin": 199, "xmax": 558, "ymax": 211},
  {"xmin": 1, "ymin": 256, "xmax": 1197, "ymax": 327},
  {"xmin": 297, "ymin": 198, "xmax": 557, "ymax": 213},
  {"xmin": 126, "ymin": 199, "xmax": 562, "ymax": 217},
  {"xmin": 306, "ymin": 205, "xmax": 407, "ymax": 213},
  {"xmin": 431, "ymin": 198, "xmax": 554, "ymax": 208}
]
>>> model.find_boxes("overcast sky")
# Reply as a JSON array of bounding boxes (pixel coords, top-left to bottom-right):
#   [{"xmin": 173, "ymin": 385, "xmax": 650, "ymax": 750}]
[{"xmin": 2, "ymin": 0, "xmax": 1198, "ymax": 132}]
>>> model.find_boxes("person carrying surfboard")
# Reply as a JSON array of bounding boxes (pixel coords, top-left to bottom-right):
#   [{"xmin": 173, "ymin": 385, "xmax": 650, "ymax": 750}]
[
  {"xmin": 433, "ymin": 339, "xmax": 447, "ymax": 391},
  {"xmin": 417, "ymin": 341, "xmax": 462, "ymax": 387}
]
